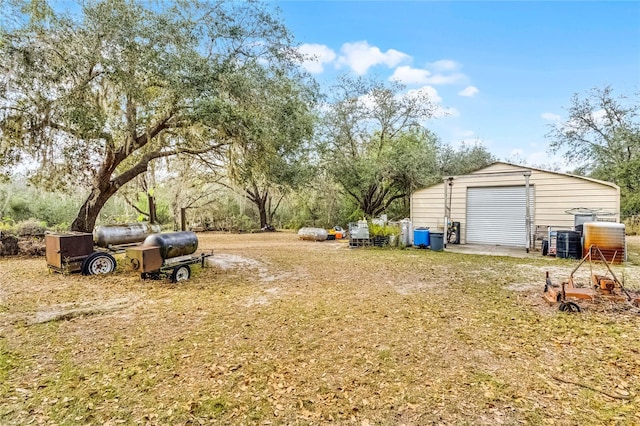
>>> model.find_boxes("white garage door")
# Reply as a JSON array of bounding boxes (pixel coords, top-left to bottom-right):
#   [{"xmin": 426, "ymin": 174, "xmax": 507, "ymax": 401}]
[{"xmin": 466, "ymin": 186, "xmax": 532, "ymax": 247}]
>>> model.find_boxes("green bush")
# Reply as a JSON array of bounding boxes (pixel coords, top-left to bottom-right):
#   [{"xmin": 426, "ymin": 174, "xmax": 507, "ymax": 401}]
[
  {"xmin": 624, "ymin": 216, "xmax": 640, "ymax": 236},
  {"xmin": 0, "ymin": 218, "xmax": 17, "ymax": 235},
  {"xmin": 369, "ymin": 223, "xmax": 400, "ymax": 237},
  {"xmin": 16, "ymin": 219, "xmax": 47, "ymax": 236},
  {"xmin": 0, "ymin": 218, "xmax": 48, "ymax": 236}
]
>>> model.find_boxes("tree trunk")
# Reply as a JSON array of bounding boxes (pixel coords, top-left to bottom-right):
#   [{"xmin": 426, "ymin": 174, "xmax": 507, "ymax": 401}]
[
  {"xmin": 148, "ymin": 194, "xmax": 157, "ymax": 224},
  {"xmin": 70, "ymin": 186, "xmax": 117, "ymax": 232},
  {"xmin": 181, "ymin": 207, "xmax": 187, "ymax": 231},
  {"xmin": 258, "ymin": 199, "xmax": 268, "ymax": 229}
]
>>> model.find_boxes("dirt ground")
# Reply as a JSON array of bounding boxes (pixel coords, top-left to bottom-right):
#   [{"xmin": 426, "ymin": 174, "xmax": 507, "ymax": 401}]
[{"xmin": 1, "ymin": 232, "xmax": 639, "ymax": 425}]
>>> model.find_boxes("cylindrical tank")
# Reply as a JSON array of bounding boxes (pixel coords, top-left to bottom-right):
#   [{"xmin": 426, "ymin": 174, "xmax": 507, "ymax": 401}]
[
  {"xmin": 298, "ymin": 227, "xmax": 328, "ymax": 241},
  {"xmin": 582, "ymin": 222, "xmax": 626, "ymax": 264},
  {"xmin": 556, "ymin": 230, "xmax": 582, "ymax": 259},
  {"xmin": 94, "ymin": 223, "xmax": 161, "ymax": 248},
  {"xmin": 413, "ymin": 227, "xmax": 430, "ymax": 248},
  {"xmin": 400, "ymin": 219, "xmax": 413, "ymax": 246},
  {"xmin": 450, "ymin": 221, "xmax": 461, "ymax": 244},
  {"xmin": 142, "ymin": 231, "xmax": 198, "ymax": 259}
]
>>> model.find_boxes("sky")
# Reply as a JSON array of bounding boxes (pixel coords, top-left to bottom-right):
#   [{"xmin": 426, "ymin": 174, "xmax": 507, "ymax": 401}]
[{"xmin": 276, "ymin": 1, "xmax": 640, "ymax": 169}]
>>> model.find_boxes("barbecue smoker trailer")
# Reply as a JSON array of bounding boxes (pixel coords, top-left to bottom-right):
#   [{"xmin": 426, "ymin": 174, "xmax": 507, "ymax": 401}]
[
  {"xmin": 45, "ymin": 232, "xmax": 114, "ymax": 275},
  {"xmin": 125, "ymin": 231, "xmax": 211, "ymax": 283},
  {"xmin": 45, "ymin": 223, "xmax": 160, "ymax": 276},
  {"xmin": 45, "ymin": 225, "xmax": 210, "ymax": 282}
]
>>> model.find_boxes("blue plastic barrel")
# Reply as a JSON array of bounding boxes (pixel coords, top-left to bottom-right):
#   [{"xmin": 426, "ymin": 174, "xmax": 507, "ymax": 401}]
[{"xmin": 413, "ymin": 228, "xmax": 430, "ymax": 248}]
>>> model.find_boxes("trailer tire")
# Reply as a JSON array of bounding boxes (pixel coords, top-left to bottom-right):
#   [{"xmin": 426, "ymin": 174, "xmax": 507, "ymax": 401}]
[
  {"xmin": 82, "ymin": 252, "xmax": 116, "ymax": 275},
  {"xmin": 559, "ymin": 301, "xmax": 580, "ymax": 313},
  {"xmin": 171, "ymin": 265, "xmax": 191, "ymax": 283}
]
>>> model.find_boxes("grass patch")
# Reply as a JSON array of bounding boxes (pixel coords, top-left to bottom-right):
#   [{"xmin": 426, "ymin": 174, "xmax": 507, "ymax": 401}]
[{"xmin": 1, "ymin": 232, "xmax": 639, "ymax": 424}]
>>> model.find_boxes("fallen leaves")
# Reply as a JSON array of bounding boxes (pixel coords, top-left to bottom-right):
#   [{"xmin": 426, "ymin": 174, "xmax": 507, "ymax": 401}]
[{"xmin": 1, "ymin": 232, "xmax": 640, "ymax": 424}]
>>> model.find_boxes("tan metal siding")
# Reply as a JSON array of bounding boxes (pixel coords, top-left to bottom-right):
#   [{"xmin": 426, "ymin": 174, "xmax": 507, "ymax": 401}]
[
  {"xmin": 410, "ymin": 183, "xmax": 445, "ymax": 230},
  {"xmin": 411, "ymin": 162, "xmax": 619, "ymax": 245},
  {"xmin": 529, "ymin": 169, "xmax": 619, "ymax": 228}
]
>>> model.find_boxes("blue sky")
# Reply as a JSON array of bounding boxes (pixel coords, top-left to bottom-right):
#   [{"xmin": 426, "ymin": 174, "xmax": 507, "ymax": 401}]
[{"xmin": 277, "ymin": 1, "xmax": 640, "ymax": 169}]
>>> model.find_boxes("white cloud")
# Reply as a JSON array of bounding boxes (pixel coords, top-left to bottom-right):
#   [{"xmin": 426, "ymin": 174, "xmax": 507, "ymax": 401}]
[
  {"xmin": 526, "ymin": 151, "xmax": 550, "ymax": 165},
  {"xmin": 389, "ymin": 66, "xmax": 431, "ymax": 84},
  {"xmin": 504, "ymin": 147, "xmax": 572, "ymax": 172},
  {"xmin": 389, "ymin": 66, "xmax": 466, "ymax": 85},
  {"xmin": 454, "ymin": 129, "xmax": 475, "ymax": 138},
  {"xmin": 405, "ymin": 85, "xmax": 458, "ymax": 118},
  {"xmin": 297, "ymin": 43, "xmax": 336, "ymax": 74},
  {"xmin": 438, "ymin": 106, "xmax": 460, "ymax": 118},
  {"xmin": 406, "ymin": 85, "xmax": 442, "ymax": 103},
  {"xmin": 541, "ymin": 112, "xmax": 561, "ymax": 121},
  {"xmin": 448, "ymin": 137, "xmax": 489, "ymax": 150},
  {"xmin": 425, "ymin": 73, "xmax": 467, "ymax": 85},
  {"xmin": 337, "ymin": 41, "xmax": 410, "ymax": 75},
  {"xmin": 458, "ymin": 86, "xmax": 479, "ymax": 97},
  {"xmin": 592, "ymin": 109, "xmax": 610, "ymax": 126},
  {"xmin": 429, "ymin": 59, "xmax": 459, "ymax": 72},
  {"xmin": 562, "ymin": 109, "xmax": 608, "ymax": 135}
]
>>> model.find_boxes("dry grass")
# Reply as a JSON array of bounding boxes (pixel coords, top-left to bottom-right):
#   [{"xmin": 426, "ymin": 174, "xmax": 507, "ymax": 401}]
[{"xmin": 1, "ymin": 232, "xmax": 640, "ymax": 425}]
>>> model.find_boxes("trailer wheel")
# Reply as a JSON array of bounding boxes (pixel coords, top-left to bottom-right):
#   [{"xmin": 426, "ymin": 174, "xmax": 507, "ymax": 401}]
[
  {"xmin": 559, "ymin": 301, "xmax": 581, "ymax": 313},
  {"xmin": 82, "ymin": 252, "xmax": 116, "ymax": 275},
  {"xmin": 171, "ymin": 265, "xmax": 191, "ymax": 283}
]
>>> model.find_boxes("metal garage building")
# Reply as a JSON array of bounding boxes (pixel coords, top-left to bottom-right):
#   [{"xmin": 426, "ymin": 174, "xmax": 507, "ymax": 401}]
[{"xmin": 410, "ymin": 162, "xmax": 620, "ymax": 250}]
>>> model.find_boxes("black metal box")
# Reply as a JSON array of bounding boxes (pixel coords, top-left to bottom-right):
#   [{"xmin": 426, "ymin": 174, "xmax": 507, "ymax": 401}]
[{"xmin": 45, "ymin": 233, "xmax": 94, "ymax": 270}]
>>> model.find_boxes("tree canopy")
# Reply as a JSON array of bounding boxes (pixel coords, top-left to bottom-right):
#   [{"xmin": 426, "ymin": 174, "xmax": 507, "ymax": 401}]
[
  {"xmin": 222, "ymin": 63, "xmax": 318, "ymax": 228},
  {"xmin": 320, "ymin": 76, "xmax": 439, "ymax": 218},
  {"xmin": 0, "ymin": 0, "xmax": 300, "ymax": 231},
  {"xmin": 547, "ymin": 86, "xmax": 640, "ymax": 217}
]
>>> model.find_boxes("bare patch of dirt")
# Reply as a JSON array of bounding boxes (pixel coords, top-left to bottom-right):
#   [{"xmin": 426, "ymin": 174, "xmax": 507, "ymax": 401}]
[
  {"xmin": 30, "ymin": 296, "xmax": 141, "ymax": 325},
  {"xmin": 206, "ymin": 253, "xmax": 263, "ymax": 270}
]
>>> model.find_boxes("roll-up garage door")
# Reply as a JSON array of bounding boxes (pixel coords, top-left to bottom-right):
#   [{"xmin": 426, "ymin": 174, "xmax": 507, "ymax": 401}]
[{"xmin": 466, "ymin": 186, "xmax": 532, "ymax": 247}]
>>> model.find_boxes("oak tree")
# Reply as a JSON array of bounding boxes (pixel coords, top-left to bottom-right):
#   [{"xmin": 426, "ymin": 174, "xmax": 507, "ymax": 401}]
[
  {"xmin": 547, "ymin": 86, "xmax": 640, "ymax": 216},
  {"xmin": 0, "ymin": 0, "xmax": 298, "ymax": 231},
  {"xmin": 320, "ymin": 76, "xmax": 439, "ymax": 218}
]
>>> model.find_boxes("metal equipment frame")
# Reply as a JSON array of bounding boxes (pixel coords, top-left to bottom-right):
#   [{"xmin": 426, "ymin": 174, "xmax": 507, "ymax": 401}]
[
  {"xmin": 544, "ymin": 245, "xmax": 640, "ymax": 311},
  {"xmin": 139, "ymin": 252, "xmax": 212, "ymax": 283}
]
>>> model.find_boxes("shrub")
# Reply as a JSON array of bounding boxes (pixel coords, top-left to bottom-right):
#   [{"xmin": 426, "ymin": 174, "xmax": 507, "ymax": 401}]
[{"xmin": 16, "ymin": 219, "xmax": 47, "ymax": 236}]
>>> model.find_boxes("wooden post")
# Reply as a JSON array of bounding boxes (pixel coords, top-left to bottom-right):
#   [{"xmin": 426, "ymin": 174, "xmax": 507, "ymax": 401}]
[{"xmin": 181, "ymin": 208, "xmax": 187, "ymax": 231}]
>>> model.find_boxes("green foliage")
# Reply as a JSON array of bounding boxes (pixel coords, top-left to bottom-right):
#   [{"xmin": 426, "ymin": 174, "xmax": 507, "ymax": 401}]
[
  {"xmin": 319, "ymin": 75, "xmax": 495, "ymax": 221},
  {"xmin": 15, "ymin": 218, "xmax": 47, "ymax": 235},
  {"xmin": 174, "ymin": 190, "xmax": 260, "ymax": 232},
  {"xmin": 438, "ymin": 142, "xmax": 496, "ymax": 176},
  {"xmin": 320, "ymin": 76, "xmax": 441, "ymax": 218},
  {"xmin": 282, "ymin": 174, "xmax": 353, "ymax": 229},
  {"xmin": 369, "ymin": 223, "xmax": 400, "ymax": 237},
  {"xmin": 0, "ymin": 218, "xmax": 47, "ymax": 235},
  {"xmin": 547, "ymin": 86, "xmax": 640, "ymax": 217},
  {"xmin": 0, "ymin": 183, "xmax": 81, "ymax": 226},
  {"xmin": 623, "ymin": 215, "xmax": 640, "ymax": 236},
  {"xmin": 0, "ymin": 218, "xmax": 17, "ymax": 235},
  {"xmin": 1, "ymin": 0, "xmax": 302, "ymax": 232},
  {"xmin": 223, "ymin": 62, "xmax": 319, "ymax": 228}
]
